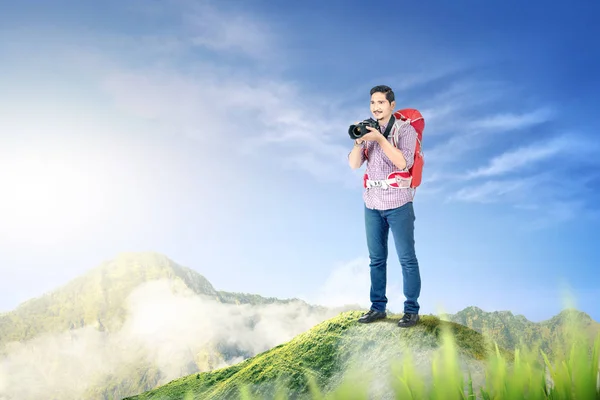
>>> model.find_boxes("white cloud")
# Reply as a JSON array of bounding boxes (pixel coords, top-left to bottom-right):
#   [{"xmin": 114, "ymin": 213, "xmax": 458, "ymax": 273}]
[
  {"xmin": 447, "ymin": 169, "xmax": 560, "ymax": 205},
  {"xmin": 2, "ymin": 0, "xmax": 359, "ymax": 191},
  {"xmin": 311, "ymin": 258, "xmax": 371, "ymax": 309},
  {"xmin": 465, "ymin": 135, "xmax": 567, "ymax": 178},
  {"xmin": 404, "ymin": 72, "xmax": 598, "ymax": 228},
  {"xmin": 0, "ymin": 279, "xmax": 339, "ymax": 400},
  {"xmin": 414, "ymin": 79, "xmax": 509, "ymax": 137},
  {"xmin": 285, "ymin": 151, "xmax": 357, "ymax": 187},
  {"xmin": 449, "ymin": 178, "xmax": 530, "ymax": 204},
  {"xmin": 446, "ymin": 132, "xmax": 599, "ymax": 207},
  {"xmin": 468, "ymin": 107, "xmax": 553, "ymax": 132},
  {"xmin": 424, "ymin": 107, "xmax": 554, "ymax": 168},
  {"xmin": 426, "ymin": 83, "xmax": 550, "ymax": 135},
  {"xmin": 5, "ymin": 0, "xmax": 596, "ymax": 232},
  {"xmin": 412, "ymin": 82, "xmax": 557, "ymax": 197},
  {"xmin": 98, "ymin": 56, "xmax": 363, "ymax": 189},
  {"xmin": 444, "ymin": 165, "xmax": 599, "ymax": 229},
  {"xmin": 185, "ymin": 2, "xmax": 276, "ymax": 60},
  {"xmin": 100, "ymin": 65, "xmax": 361, "ymax": 186},
  {"xmin": 523, "ymin": 199, "xmax": 586, "ymax": 230},
  {"xmin": 109, "ymin": 0, "xmax": 278, "ymax": 62},
  {"xmin": 311, "ymin": 258, "xmax": 407, "ymax": 313}
]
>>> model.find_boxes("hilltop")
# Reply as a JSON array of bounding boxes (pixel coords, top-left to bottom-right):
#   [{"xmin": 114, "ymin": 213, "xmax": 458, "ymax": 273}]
[{"xmin": 124, "ymin": 311, "xmax": 511, "ymax": 400}]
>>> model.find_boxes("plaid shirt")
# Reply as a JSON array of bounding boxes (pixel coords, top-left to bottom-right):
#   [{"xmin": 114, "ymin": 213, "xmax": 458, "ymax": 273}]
[{"xmin": 355, "ymin": 119, "xmax": 418, "ymax": 210}]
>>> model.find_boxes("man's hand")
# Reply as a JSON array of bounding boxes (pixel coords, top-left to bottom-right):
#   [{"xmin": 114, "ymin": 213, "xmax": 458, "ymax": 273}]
[{"xmin": 360, "ymin": 126, "xmax": 383, "ymax": 143}]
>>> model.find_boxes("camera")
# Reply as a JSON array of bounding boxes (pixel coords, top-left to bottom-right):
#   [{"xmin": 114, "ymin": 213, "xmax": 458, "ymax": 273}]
[{"xmin": 348, "ymin": 118, "xmax": 380, "ymax": 140}]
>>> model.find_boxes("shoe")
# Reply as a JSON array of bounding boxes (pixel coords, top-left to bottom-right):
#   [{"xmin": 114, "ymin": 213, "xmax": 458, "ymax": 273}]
[
  {"xmin": 358, "ymin": 309, "xmax": 387, "ymax": 323},
  {"xmin": 398, "ymin": 312, "xmax": 419, "ymax": 328}
]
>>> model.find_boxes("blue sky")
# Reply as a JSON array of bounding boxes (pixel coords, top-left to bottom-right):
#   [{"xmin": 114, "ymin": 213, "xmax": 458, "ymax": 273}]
[{"xmin": 0, "ymin": 0, "xmax": 599, "ymax": 322}]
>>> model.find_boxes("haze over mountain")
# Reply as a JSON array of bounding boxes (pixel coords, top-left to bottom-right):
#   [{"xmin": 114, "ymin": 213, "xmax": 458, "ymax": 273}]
[
  {"xmin": 0, "ymin": 252, "xmax": 597, "ymax": 400},
  {"xmin": 0, "ymin": 252, "xmax": 339, "ymax": 349},
  {"xmin": 0, "ymin": 252, "xmax": 346, "ymax": 400}
]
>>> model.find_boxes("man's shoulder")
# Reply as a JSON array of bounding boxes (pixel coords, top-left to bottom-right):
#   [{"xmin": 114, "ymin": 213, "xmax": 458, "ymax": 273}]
[
  {"xmin": 393, "ymin": 118, "xmax": 416, "ymax": 135},
  {"xmin": 393, "ymin": 117, "xmax": 412, "ymax": 128}
]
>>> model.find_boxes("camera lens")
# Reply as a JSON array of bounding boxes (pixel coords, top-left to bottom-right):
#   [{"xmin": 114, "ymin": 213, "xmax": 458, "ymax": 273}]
[{"xmin": 348, "ymin": 124, "xmax": 361, "ymax": 139}]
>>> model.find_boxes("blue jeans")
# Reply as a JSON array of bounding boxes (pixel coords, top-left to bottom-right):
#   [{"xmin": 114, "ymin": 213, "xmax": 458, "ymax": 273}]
[{"xmin": 364, "ymin": 202, "xmax": 421, "ymax": 314}]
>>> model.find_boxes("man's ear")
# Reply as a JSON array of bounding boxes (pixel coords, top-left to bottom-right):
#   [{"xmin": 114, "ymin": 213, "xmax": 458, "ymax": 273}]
[{"xmin": 391, "ymin": 100, "xmax": 396, "ymax": 110}]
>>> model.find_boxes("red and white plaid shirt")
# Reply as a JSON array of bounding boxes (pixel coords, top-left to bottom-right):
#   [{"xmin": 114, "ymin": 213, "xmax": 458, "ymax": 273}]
[{"xmin": 356, "ymin": 119, "xmax": 418, "ymax": 210}]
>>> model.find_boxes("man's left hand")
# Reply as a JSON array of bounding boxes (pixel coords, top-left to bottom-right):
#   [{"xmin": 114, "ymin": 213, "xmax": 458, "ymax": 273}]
[{"xmin": 360, "ymin": 126, "xmax": 383, "ymax": 142}]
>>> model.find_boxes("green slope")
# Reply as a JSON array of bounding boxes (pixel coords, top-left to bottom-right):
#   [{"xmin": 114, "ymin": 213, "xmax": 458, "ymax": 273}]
[{"xmin": 124, "ymin": 311, "xmax": 511, "ymax": 400}]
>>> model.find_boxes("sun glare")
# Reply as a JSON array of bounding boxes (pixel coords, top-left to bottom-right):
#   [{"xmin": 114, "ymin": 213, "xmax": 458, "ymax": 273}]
[{"xmin": 0, "ymin": 153, "xmax": 105, "ymax": 245}]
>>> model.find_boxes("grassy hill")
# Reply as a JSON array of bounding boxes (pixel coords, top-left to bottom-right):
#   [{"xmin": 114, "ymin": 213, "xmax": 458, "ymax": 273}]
[{"xmin": 124, "ymin": 311, "xmax": 511, "ymax": 400}]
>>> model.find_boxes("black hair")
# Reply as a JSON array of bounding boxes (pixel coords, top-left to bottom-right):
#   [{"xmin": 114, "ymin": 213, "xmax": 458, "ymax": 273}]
[{"xmin": 370, "ymin": 85, "xmax": 395, "ymax": 103}]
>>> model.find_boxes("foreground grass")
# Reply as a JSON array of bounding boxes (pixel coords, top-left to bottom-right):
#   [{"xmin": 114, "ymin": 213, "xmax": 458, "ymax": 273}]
[
  {"xmin": 235, "ymin": 316, "xmax": 598, "ymax": 399},
  {"xmin": 130, "ymin": 311, "xmax": 599, "ymax": 399},
  {"xmin": 238, "ymin": 319, "xmax": 600, "ymax": 400}
]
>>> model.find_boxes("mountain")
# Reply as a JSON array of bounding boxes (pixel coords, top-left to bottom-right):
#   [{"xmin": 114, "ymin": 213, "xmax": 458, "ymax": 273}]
[
  {"xmin": 1, "ymin": 252, "xmax": 597, "ymax": 400},
  {"xmin": 0, "ymin": 252, "xmax": 343, "ymax": 400},
  {"xmin": 124, "ymin": 311, "xmax": 512, "ymax": 400},
  {"xmin": 441, "ymin": 306, "xmax": 600, "ymax": 357},
  {"xmin": 0, "ymin": 252, "xmax": 325, "ymax": 352}
]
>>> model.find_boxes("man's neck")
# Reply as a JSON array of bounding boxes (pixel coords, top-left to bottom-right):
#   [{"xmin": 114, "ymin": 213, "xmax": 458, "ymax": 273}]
[{"xmin": 379, "ymin": 115, "xmax": 393, "ymax": 127}]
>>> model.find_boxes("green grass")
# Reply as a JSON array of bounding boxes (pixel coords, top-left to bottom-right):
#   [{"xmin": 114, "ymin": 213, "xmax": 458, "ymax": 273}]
[
  {"xmin": 123, "ymin": 312, "xmax": 504, "ymax": 399},
  {"xmin": 239, "ymin": 317, "xmax": 599, "ymax": 400},
  {"xmin": 135, "ymin": 310, "xmax": 599, "ymax": 400}
]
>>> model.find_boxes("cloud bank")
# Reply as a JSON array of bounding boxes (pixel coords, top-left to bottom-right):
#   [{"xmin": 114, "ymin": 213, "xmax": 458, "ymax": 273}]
[{"xmin": 0, "ymin": 279, "xmax": 339, "ymax": 400}]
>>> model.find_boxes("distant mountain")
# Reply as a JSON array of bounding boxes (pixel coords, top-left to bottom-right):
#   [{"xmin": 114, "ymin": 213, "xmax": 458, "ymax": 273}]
[
  {"xmin": 0, "ymin": 252, "xmax": 342, "ymax": 400},
  {"xmin": 124, "ymin": 311, "xmax": 511, "ymax": 400},
  {"xmin": 1, "ymin": 252, "xmax": 597, "ymax": 400},
  {"xmin": 441, "ymin": 306, "xmax": 600, "ymax": 356},
  {"xmin": 0, "ymin": 252, "xmax": 324, "ymax": 351}
]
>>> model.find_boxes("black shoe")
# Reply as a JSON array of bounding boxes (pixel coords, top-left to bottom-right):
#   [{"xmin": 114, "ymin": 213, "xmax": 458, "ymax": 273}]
[
  {"xmin": 358, "ymin": 309, "xmax": 387, "ymax": 323},
  {"xmin": 398, "ymin": 313, "xmax": 419, "ymax": 328}
]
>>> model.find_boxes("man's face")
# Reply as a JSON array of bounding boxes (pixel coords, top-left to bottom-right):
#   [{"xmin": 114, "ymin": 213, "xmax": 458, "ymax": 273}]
[{"xmin": 370, "ymin": 92, "xmax": 395, "ymax": 123}]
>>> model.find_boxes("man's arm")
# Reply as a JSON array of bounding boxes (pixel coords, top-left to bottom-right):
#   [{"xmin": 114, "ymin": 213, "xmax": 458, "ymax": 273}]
[
  {"xmin": 348, "ymin": 139, "xmax": 366, "ymax": 169},
  {"xmin": 376, "ymin": 122, "xmax": 417, "ymax": 170}
]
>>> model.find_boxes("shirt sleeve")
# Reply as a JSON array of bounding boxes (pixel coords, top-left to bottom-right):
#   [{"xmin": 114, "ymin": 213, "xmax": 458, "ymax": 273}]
[
  {"xmin": 360, "ymin": 142, "xmax": 368, "ymax": 164},
  {"xmin": 347, "ymin": 141, "xmax": 368, "ymax": 166},
  {"xmin": 395, "ymin": 121, "xmax": 417, "ymax": 170}
]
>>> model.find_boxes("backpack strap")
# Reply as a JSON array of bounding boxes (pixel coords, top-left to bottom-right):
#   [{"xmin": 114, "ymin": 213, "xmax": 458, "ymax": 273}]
[
  {"xmin": 391, "ymin": 120, "xmax": 409, "ymax": 171},
  {"xmin": 391, "ymin": 122, "xmax": 399, "ymax": 148}
]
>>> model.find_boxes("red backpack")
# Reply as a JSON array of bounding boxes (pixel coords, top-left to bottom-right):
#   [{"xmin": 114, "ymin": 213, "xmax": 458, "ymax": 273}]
[
  {"xmin": 362, "ymin": 108, "xmax": 425, "ymax": 191},
  {"xmin": 392, "ymin": 108, "xmax": 425, "ymax": 189}
]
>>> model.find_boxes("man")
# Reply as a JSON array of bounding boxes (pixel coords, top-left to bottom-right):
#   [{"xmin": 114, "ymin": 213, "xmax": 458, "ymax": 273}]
[{"xmin": 347, "ymin": 85, "xmax": 421, "ymax": 328}]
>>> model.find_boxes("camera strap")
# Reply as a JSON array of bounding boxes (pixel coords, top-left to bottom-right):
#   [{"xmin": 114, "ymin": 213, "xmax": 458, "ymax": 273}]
[{"xmin": 381, "ymin": 115, "xmax": 395, "ymax": 139}]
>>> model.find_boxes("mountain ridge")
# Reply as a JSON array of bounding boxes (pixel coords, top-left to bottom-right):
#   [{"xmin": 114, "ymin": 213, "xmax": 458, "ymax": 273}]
[
  {"xmin": 441, "ymin": 305, "xmax": 600, "ymax": 356},
  {"xmin": 0, "ymin": 251, "xmax": 346, "ymax": 400},
  {"xmin": 0, "ymin": 251, "xmax": 323, "ymax": 350},
  {"xmin": 0, "ymin": 251, "xmax": 597, "ymax": 400}
]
